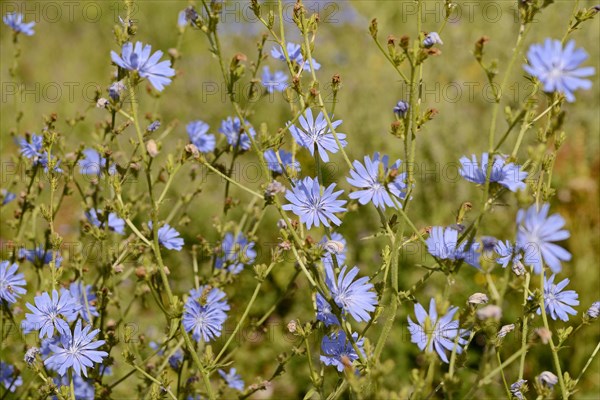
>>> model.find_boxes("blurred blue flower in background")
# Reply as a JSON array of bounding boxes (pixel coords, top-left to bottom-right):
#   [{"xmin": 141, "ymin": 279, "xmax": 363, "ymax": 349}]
[
  {"xmin": 3, "ymin": 12, "xmax": 35, "ymax": 36},
  {"xmin": 524, "ymin": 39, "xmax": 595, "ymax": 102}
]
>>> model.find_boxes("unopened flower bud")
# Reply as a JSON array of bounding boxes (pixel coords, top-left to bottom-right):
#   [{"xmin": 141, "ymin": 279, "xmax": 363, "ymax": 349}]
[
  {"xmin": 146, "ymin": 140, "xmax": 159, "ymax": 157},
  {"xmin": 96, "ymin": 98, "xmax": 109, "ymax": 108},
  {"xmin": 393, "ymin": 100, "xmax": 409, "ymax": 117},
  {"xmin": 24, "ymin": 347, "xmax": 40, "ymax": 365}
]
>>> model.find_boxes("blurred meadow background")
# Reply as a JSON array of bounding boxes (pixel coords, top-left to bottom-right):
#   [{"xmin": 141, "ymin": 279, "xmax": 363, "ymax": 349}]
[{"xmin": 1, "ymin": 0, "xmax": 599, "ymax": 398}]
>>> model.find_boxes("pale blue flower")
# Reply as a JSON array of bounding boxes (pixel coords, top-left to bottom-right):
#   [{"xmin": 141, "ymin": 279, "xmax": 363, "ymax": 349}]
[
  {"xmin": 183, "ymin": 286, "xmax": 230, "ymax": 342},
  {"xmin": 407, "ymin": 298, "xmax": 470, "ymax": 363},
  {"xmin": 347, "ymin": 153, "xmax": 408, "ymax": 209},
  {"xmin": 261, "ymin": 66, "xmax": 288, "ymax": 93},
  {"xmin": 219, "ymin": 117, "xmax": 256, "ymax": 151},
  {"xmin": 320, "ymin": 331, "xmax": 364, "ymax": 372},
  {"xmin": 516, "ymin": 203, "xmax": 571, "ymax": 274},
  {"xmin": 85, "ymin": 208, "xmax": 125, "ymax": 235},
  {"xmin": 63, "ymin": 281, "xmax": 99, "ymax": 323},
  {"xmin": 393, "ymin": 100, "xmax": 409, "ymax": 117},
  {"xmin": 218, "ymin": 368, "xmax": 244, "ymax": 391},
  {"xmin": 495, "ymin": 240, "xmax": 522, "ymax": 269},
  {"xmin": 111, "ymin": 42, "xmax": 176, "ymax": 92},
  {"xmin": 19, "ymin": 246, "xmax": 63, "ymax": 268},
  {"xmin": 290, "ymin": 109, "xmax": 346, "ymax": 162},
  {"xmin": 22, "ymin": 290, "xmax": 79, "ymax": 338},
  {"xmin": 0, "ymin": 362, "xmax": 22, "ymax": 392},
  {"xmin": 319, "ymin": 232, "xmax": 347, "ymax": 267},
  {"xmin": 215, "ymin": 232, "xmax": 257, "ymax": 274},
  {"xmin": 426, "ymin": 226, "xmax": 480, "ymax": 268},
  {"xmin": 44, "ymin": 320, "xmax": 108, "ymax": 377},
  {"xmin": 316, "ymin": 293, "xmax": 339, "ymax": 326},
  {"xmin": 264, "ymin": 149, "xmax": 300, "ymax": 174},
  {"xmin": 423, "ymin": 32, "xmax": 443, "ymax": 47},
  {"xmin": 282, "ymin": 176, "xmax": 347, "ymax": 229},
  {"xmin": 539, "ymin": 274, "xmax": 579, "ymax": 321},
  {"xmin": 1, "ymin": 189, "xmax": 16, "ymax": 205},
  {"xmin": 459, "ymin": 153, "xmax": 527, "ymax": 192},
  {"xmin": 148, "ymin": 221, "xmax": 184, "ymax": 251},
  {"xmin": 0, "ymin": 260, "xmax": 26, "ymax": 304},
  {"xmin": 187, "ymin": 120, "xmax": 216, "ymax": 153},
  {"xmin": 271, "ymin": 42, "xmax": 321, "ymax": 72},
  {"xmin": 325, "ymin": 264, "xmax": 378, "ymax": 323},
  {"xmin": 79, "ymin": 149, "xmax": 116, "ymax": 176},
  {"xmin": 3, "ymin": 12, "xmax": 35, "ymax": 35},
  {"xmin": 524, "ymin": 39, "xmax": 594, "ymax": 102}
]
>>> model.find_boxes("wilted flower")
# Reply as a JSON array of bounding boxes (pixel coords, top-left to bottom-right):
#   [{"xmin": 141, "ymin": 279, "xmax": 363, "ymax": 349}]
[
  {"xmin": 468, "ymin": 293, "xmax": 489, "ymax": 305},
  {"xmin": 476, "ymin": 304, "xmax": 502, "ymax": 320},
  {"xmin": 423, "ymin": 32, "xmax": 443, "ymax": 47},
  {"xmin": 265, "ymin": 181, "xmax": 286, "ymax": 198},
  {"xmin": 393, "ymin": 100, "xmax": 409, "ymax": 117},
  {"xmin": 146, "ymin": 120, "xmax": 161, "ymax": 132},
  {"xmin": 510, "ymin": 379, "xmax": 527, "ymax": 400},
  {"xmin": 497, "ymin": 324, "xmax": 515, "ymax": 338},
  {"xmin": 537, "ymin": 371, "xmax": 558, "ymax": 388},
  {"xmin": 534, "ymin": 327, "xmax": 552, "ymax": 344},
  {"xmin": 24, "ymin": 347, "xmax": 40, "ymax": 365},
  {"xmin": 586, "ymin": 301, "xmax": 600, "ymax": 319}
]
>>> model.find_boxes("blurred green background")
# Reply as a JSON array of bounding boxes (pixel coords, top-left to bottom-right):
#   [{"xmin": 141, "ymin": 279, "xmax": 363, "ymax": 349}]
[{"xmin": 1, "ymin": 0, "xmax": 599, "ymax": 398}]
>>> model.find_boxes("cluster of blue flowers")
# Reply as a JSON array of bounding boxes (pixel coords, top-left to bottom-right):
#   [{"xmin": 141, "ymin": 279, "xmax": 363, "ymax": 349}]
[{"xmin": 1, "ymin": 4, "xmax": 598, "ymax": 398}]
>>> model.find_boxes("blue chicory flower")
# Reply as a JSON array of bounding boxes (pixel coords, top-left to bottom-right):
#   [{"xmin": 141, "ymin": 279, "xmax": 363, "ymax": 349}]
[
  {"xmin": 325, "ymin": 263, "xmax": 378, "ymax": 323},
  {"xmin": 86, "ymin": 208, "xmax": 125, "ymax": 235},
  {"xmin": 63, "ymin": 281, "xmax": 99, "ymax": 323},
  {"xmin": 215, "ymin": 232, "xmax": 257, "ymax": 274},
  {"xmin": 290, "ymin": 109, "xmax": 347, "ymax": 162},
  {"xmin": 0, "ymin": 362, "xmax": 23, "ymax": 392},
  {"xmin": 407, "ymin": 298, "xmax": 470, "ymax": 363},
  {"xmin": 423, "ymin": 32, "xmax": 443, "ymax": 47},
  {"xmin": 459, "ymin": 153, "xmax": 528, "ymax": 192},
  {"xmin": 187, "ymin": 120, "xmax": 216, "ymax": 153},
  {"xmin": 261, "ymin": 66, "xmax": 288, "ymax": 93},
  {"xmin": 19, "ymin": 246, "xmax": 63, "ymax": 268},
  {"xmin": 0, "ymin": 260, "xmax": 26, "ymax": 304},
  {"xmin": 426, "ymin": 226, "xmax": 481, "ymax": 269},
  {"xmin": 539, "ymin": 274, "xmax": 579, "ymax": 321},
  {"xmin": 44, "ymin": 319, "xmax": 108, "ymax": 377},
  {"xmin": 271, "ymin": 42, "xmax": 321, "ymax": 72},
  {"xmin": 3, "ymin": 12, "xmax": 35, "ymax": 35},
  {"xmin": 523, "ymin": 39, "xmax": 595, "ymax": 102},
  {"xmin": 282, "ymin": 176, "xmax": 347, "ymax": 229},
  {"xmin": 516, "ymin": 203, "xmax": 571, "ymax": 274},
  {"xmin": 79, "ymin": 149, "xmax": 117, "ymax": 176},
  {"xmin": 264, "ymin": 149, "xmax": 300, "ymax": 174},
  {"xmin": 111, "ymin": 41, "xmax": 176, "ymax": 92},
  {"xmin": 320, "ymin": 331, "xmax": 364, "ymax": 372},
  {"xmin": 218, "ymin": 368, "xmax": 245, "ymax": 391},
  {"xmin": 183, "ymin": 286, "xmax": 230, "ymax": 342},
  {"xmin": 347, "ymin": 153, "xmax": 408, "ymax": 209},
  {"xmin": 148, "ymin": 221, "xmax": 184, "ymax": 251},
  {"xmin": 219, "ymin": 117, "xmax": 256, "ymax": 151},
  {"xmin": 22, "ymin": 289, "xmax": 79, "ymax": 338}
]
